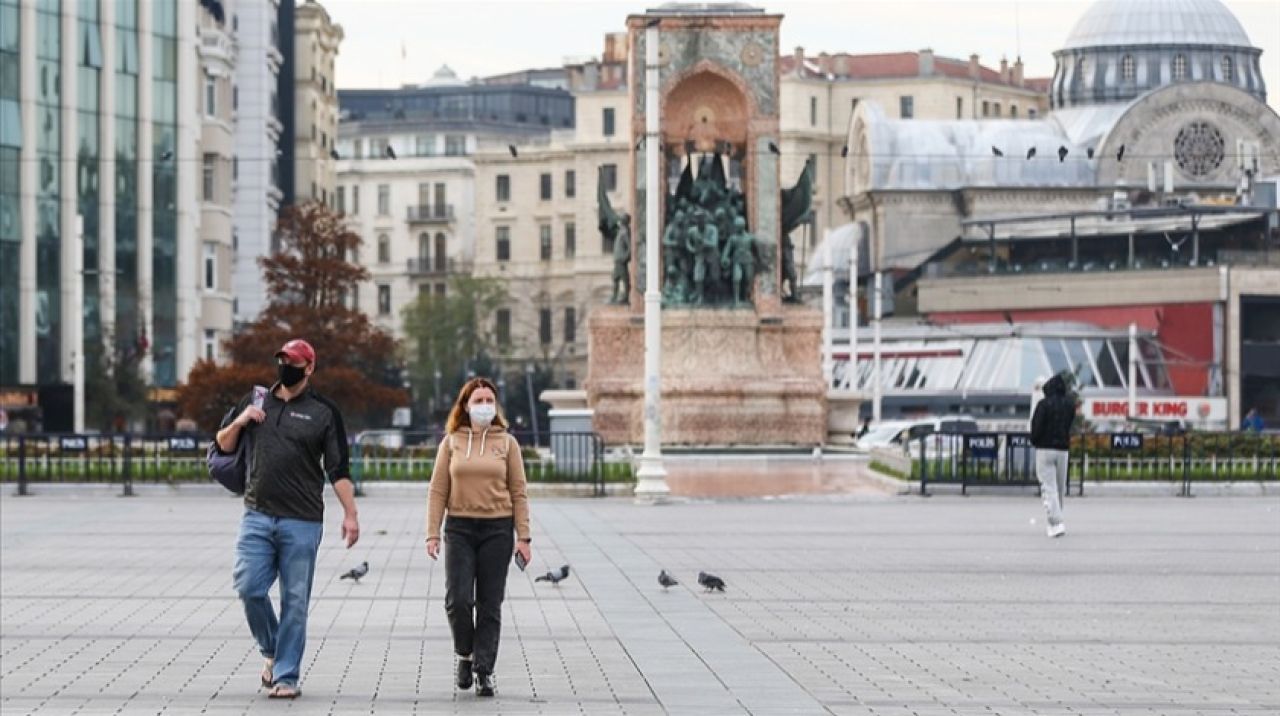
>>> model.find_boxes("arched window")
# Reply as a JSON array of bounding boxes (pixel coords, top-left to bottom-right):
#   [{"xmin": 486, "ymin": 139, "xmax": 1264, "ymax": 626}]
[
  {"xmin": 434, "ymin": 233, "xmax": 447, "ymax": 272},
  {"xmin": 1121, "ymin": 54, "xmax": 1135, "ymax": 81},
  {"xmin": 377, "ymin": 234, "xmax": 390, "ymax": 264},
  {"xmin": 418, "ymin": 233, "xmax": 430, "ymax": 262},
  {"xmin": 1172, "ymin": 54, "xmax": 1187, "ymax": 80},
  {"xmin": 1221, "ymin": 55, "xmax": 1233, "ymax": 81}
]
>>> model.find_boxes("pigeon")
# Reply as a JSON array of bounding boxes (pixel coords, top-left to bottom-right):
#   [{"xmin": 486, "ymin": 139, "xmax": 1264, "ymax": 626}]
[
  {"xmin": 840, "ymin": 144, "xmax": 849, "ymax": 158},
  {"xmin": 634, "ymin": 136, "xmax": 645, "ymax": 152},
  {"xmin": 1025, "ymin": 146, "xmax": 1036, "ymax": 160},
  {"xmin": 535, "ymin": 564, "xmax": 570, "ymax": 585},
  {"xmin": 658, "ymin": 570, "xmax": 678, "ymax": 590},
  {"xmin": 508, "ymin": 144, "xmax": 518, "ymax": 158},
  {"xmin": 1116, "ymin": 144, "xmax": 1126, "ymax": 162},
  {"xmin": 385, "ymin": 145, "xmax": 397, "ymax": 159},
  {"xmin": 697, "ymin": 571, "xmax": 726, "ymax": 592},
  {"xmin": 1086, "ymin": 147, "xmax": 1095, "ymax": 159},
  {"xmin": 1058, "ymin": 146, "xmax": 1069, "ymax": 163},
  {"xmin": 991, "ymin": 146, "xmax": 1003, "ymax": 157},
  {"xmin": 340, "ymin": 561, "xmax": 369, "ymax": 583},
  {"xmin": 767, "ymin": 141, "xmax": 780, "ymax": 156},
  {"xmin": 330, "ymin": 148, "xmax": 340, "ymax": 160},
  {"xmin": 160, "ymin": 149, "xmax": 173, "ymax": 161}
]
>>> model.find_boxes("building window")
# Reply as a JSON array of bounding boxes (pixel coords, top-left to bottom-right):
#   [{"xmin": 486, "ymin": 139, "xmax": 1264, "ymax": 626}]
[
  {"xmin": 418, "ymin": 232, "xmax": 430, "ymax": 263},
  {"xmin": 539, "ymin": 173, "xmax": 552, "ymax": 201},
  {"xmin": 1173, "ymin": 53, "xmax": 1187, "ymax": 80},
  {"xmin": 203, "ymin": 330, "xmax": 216, "ymax": 361},
  {"xmin": 202, "ymin": 154, "xmax": 216, "ymax": 201},
  {"xmin": 602, "ymin": 107, "xmax": 615, "ymax": 136},
  {"xmin": 809, "ymin": 96, "xmax": 818, "ymax": 126},
  {"xmin": 232, "ymin": 84, "xmax": 238, "ymax": 110},
  {"xmin": 565, "ymin": 170, "xmax": 575, "ymax": 198},
  {"xmin": 601, "ymin": 163, "xmax": 617, "ymax": 192},
  {"xmin": 540, "ymin": 224, "xmax": 552, "ymax": 261},
  {"xmin": 352, "ymin": 185, "xmax": 360, "ymax": 214},
  {"xmin": 434, "ymin": 233, "xmax": 446, "ymax": 272},
  {"xmin": 955, "ymin": 97, "xmax": 963, "ymax": 119},
  {"xmin": 435, "ymin": 283, "xmax": 446, "ymax": 297},
  {"xmin": 1222, "ymin": 55, "xmax": 1233, "ymax": 81},
  {"xmin": 1010, "ymin": 105, "xmax": 1018, "ymax": 118},
  {"xmin": 203, "ymin": 243, "xmax": 216, "ymax": 291},
  {"xmin": 377, "ymin": 184, "xmax": 390, "ymax": 215},
  {"xmin": 1121, "ymin": 54, "xmax": 1135, "ymax": 81},
  {"xmin": 1028, "ymin": 108, "xmax": 1038, "ymax": 119},
  {"xmin": 982, "ymin": 100, "xmax": 990, "ymax": 117},
  {"xmin": 377, "ymin": 234, "xmax": 390, "ymax": 264},
  {"xmin": 233, "ymin": 156, "xmax": 238, "ymax": 179},
  {"xmin": 496, "ymin": 174, "xmax": 510, "ymax": 202},
  {"xmin": 311, "ymin": 181, "xmax": 317, "ymax": 199},
  {"xmin": 445, "ymin": 135, "xmax": 466, "ymax": 156},
  {"xmin": 496, "ymin": 226, "xmax": 510, "ymax": 262},
  {"xmin": 899, "ymin": 96, "xmax": 913, "ymax": 119},
  {"xmin": 539, "ymin": 308, "xmax": 552, "ymax": 345},
  {"xmin": 496, "ymin": 309, "xmax": 511, "ymax": 346},
  {"xmin": 564, "ymin": 307, "xmax": 576, "ymax": 344},
  {"xmin": 377, "ymin": 284, "xmax": 391, "ymax": 315},
  {"xmin": 336, "ymin": 186, "xmax": 345, "ymax": 213},
  {"xmin": 993, "ymin": 102, "xmax": 1001, "ymax": 117},
  {"xmin": 416, "ymin": 134, "xmax": 434, "ymax": 156},
  {"xmin": 564, "ymin": 222, "xmax": 576, "ymax": 259},
  {"xmin": 204, "ymin": 76, "xmax": 216, "ymax": 116}
]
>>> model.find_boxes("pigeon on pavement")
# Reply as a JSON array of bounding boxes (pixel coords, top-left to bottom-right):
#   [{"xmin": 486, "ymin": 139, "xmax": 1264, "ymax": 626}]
[
  {"xmin": 340, "ymin": 561, "xmax": 369, "ymax": 583},
  {"xmin": 658, "ymin": 570, "xmax": 678, "ymax": 590},
  {"xmin": 535, "ymin": 564, "xmax": 571, "ymax": 585},
  {"xmin": 697, "ymin": 571, "xmax": 726, "ymax": 593}
]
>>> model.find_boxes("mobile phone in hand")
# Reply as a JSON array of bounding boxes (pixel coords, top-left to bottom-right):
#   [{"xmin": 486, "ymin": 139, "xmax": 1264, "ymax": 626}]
[
  {"xmin": 514, "ymin": 550, "xmax": 528, "ymax": 571},
  {"xmin": 252, "ymin": 385, "xmax": 268, "ymax": 410}
]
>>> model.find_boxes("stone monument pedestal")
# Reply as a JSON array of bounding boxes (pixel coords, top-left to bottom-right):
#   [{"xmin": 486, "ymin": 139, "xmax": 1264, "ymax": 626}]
[{"xmin": 586, "ymin": 306, "xmax": 826, "ymax": 446}]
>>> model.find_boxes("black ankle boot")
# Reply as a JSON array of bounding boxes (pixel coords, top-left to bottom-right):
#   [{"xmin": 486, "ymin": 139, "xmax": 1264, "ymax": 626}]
[
  {"xmin": 475, "ymin": 672, "xmax": 495, "ymax": 697},
  {"xmin": 455, "ymin": 659, "xmax": 473, "ymax": 689}
]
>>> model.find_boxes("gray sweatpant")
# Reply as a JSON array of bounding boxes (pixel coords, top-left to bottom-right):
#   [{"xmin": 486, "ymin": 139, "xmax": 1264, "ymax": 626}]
[{"xmin": 1035, "ymin": 448, "xmax": 1069, "ymax": 525}]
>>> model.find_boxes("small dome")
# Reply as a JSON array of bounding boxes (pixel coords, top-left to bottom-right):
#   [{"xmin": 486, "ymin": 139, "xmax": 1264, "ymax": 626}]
[
  {"xmin": 1062, "ymin": 0, "xmax": 1253, "ymax": 50},
  {"xmin": 424, "ymin": 64, "xmax": 463, "ymax": 86}
]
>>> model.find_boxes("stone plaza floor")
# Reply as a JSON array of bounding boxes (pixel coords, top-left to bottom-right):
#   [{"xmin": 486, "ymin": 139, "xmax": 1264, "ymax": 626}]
[{"xmin": 1, "ymin": 487, "xmax": 1278, "ymax": 715}]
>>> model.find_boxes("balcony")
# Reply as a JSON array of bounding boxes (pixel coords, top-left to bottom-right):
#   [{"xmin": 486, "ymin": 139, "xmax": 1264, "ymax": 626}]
[
  {"xmin": 199, "ymin": 28, "xmax": 235, "ymax": 65},
  {"xmin": 406, "ymin": 204, "xmax": 455, "ymax": 224},
  {"xmin": 407, "ymin": 257, "xmax": 458, "ymax": 276}
]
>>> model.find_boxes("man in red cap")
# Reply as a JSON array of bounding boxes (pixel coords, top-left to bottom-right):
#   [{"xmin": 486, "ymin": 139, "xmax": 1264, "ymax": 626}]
[{"xmin": 214, "ymin": 338, "xmax": 359, "ymax": 699}]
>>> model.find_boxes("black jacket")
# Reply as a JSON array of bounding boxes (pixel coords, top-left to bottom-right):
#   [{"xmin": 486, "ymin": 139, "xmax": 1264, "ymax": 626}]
[
  {"xmin": 220, "ymin": 385, "xmax": 351, "ymax": 522},
  {"xmin": 1030, "ymin": 375, "xmax": 1075, "ymax": 450}
]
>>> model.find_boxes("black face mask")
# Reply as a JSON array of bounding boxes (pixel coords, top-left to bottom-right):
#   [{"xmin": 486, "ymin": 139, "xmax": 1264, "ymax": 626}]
[{"xmin": 278, "ymin": 363, "xmax": 307, "ymax": 388}]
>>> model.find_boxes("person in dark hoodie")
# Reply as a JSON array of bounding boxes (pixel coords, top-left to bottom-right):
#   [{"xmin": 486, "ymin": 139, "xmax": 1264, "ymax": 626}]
[
  {"xmin": 425, "ymin": 377, "xmax": 531, "ymax": 697},
  {"xmin": 1030, "ymin": 374, "xmax": 1075, "ymax": 537}
]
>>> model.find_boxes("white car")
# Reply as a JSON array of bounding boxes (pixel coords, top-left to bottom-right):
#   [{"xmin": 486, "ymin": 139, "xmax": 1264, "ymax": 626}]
[{"xmin": 857, "ymin": 417, "xmax": 980, "ymax": 458}]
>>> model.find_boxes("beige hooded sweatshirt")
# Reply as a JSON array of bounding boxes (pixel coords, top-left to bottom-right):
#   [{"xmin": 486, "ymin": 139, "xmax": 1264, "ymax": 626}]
[{"xmin": 426, "ymin": 424, "xmax": 530, "ymax": 541}]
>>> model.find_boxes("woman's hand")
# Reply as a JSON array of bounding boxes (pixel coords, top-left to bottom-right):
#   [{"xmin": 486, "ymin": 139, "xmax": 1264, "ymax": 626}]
[
  {"xmin": 514, "ymin": 540, "xmax": 531, "ymax": 565},
  {"xmin": 426, "ymin": 537, "xmax": 440, "ymax": 560}
]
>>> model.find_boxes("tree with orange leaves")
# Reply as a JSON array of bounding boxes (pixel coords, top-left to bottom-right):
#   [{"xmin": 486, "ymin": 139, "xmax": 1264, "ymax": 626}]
[{"xmin": 179, "ymin": 202, "xmax": 406, "ymax": 432}]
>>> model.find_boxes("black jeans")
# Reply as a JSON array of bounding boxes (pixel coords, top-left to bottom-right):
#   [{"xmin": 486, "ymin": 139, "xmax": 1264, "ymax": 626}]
[{"xmin": 443, "ymin": 516, "xmax": 514, "ymax": 675}]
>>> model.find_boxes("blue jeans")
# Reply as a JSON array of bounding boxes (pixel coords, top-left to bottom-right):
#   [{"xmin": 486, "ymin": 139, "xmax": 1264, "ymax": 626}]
[{"xmin": 233, "ymin": 508, "xmax": 323, "ymax": 687}]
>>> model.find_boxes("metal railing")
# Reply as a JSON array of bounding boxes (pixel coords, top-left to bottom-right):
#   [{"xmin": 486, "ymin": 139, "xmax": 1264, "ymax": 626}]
[
  {"xmin": 916, "ymin": 432, "xmax": 1043, "ymax": 496},
  {"xmin": 406, "ymin": 204, "xmax": 455, "ymax": 223},
  {"xmin": 914, "ymin": 430, "xmax": 1280, "ymax": 497},
  {"xmin": 406, "ymin": 257, "xmax": 456, "ymax": 275},
  {"xmin": 2, "ymin": 429, "xmax": 616, "ymax": 497}
]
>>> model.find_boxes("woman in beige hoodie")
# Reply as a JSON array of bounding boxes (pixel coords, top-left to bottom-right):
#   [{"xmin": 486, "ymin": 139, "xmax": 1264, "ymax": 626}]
[{"xmin": 425, "ymin": 377, "xmax": 531, "ymax": 697}]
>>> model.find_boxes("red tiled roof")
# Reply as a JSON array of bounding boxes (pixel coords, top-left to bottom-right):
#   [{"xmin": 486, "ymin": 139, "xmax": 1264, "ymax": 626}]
[{"xmin": 780, "ymin": 51, "xmax": 1042, "ymax": 91}]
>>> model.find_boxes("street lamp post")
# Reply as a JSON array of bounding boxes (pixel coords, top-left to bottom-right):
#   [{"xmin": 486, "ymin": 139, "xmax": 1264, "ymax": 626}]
[
  {"xmin": 524, "ymin": 363, "xmax": 539, "ymax": 446},
  {"xmin": 633, "ymin": 21, "xmax": 670, "ymax": 503}
]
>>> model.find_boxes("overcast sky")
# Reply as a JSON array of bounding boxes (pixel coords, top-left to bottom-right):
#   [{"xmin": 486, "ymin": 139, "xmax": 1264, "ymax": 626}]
[{"xmin": 325, "ymin": 0, "xmax": 1280, "ymax": 114}]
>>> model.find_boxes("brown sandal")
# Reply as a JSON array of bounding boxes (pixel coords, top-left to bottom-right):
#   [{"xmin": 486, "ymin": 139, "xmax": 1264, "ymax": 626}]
[{"xmin": 268, "ymin": 684, "xmax": 300, "ymax": 699}]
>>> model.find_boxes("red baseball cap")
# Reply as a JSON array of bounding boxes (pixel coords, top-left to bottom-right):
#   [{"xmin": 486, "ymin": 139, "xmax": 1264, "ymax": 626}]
[{"xmin": 275, "ymin": 339, "xmax": 316, "ymax": 365}]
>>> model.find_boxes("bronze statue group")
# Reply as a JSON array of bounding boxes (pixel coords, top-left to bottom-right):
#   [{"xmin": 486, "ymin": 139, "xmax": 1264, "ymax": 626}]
[{"xmin": 600, "ymin": 151, "xmax": 813, "ymax": 307}]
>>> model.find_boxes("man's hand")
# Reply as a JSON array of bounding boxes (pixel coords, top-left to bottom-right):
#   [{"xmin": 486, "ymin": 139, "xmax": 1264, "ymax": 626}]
[
  {"xmin": 341, "ymin": 513, "xmax": 359, "ymax": 548},
  {"xmin": 236, "ymin": 405, "xmax": 266, "ymax": 427},
  {"xmin": 426, "ymin": 537, "xmax": 440, "ymax": 560}
]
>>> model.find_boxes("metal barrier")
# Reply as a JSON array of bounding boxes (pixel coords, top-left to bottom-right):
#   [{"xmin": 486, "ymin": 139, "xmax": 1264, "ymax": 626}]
[
  {"xmin": 3, "ymin": 429, "xmax": 612, "ymax": 497},
  {"xmin": 915, "ymin": 430, "xmax": 1280, "ymax": 497},
  {"xmin": 916, "ymin": 432, "xmax": 1044, "ymax": 496},
  {"xmin": 350, "ymin": 430, "xmax": 608, "ymax": 496},
  {"xmin": 1072, "ymin": 431, "xmax": 1279, "ymax": 497}
]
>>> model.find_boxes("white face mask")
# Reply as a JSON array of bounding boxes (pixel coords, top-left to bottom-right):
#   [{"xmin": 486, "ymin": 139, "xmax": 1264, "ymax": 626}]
[{"xmin": 468, "ymin": 403, "xmax": 497, "ymax": 426}]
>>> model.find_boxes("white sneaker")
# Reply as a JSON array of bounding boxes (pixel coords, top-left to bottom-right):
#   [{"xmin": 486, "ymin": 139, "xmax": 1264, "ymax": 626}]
[{"xmin": 1047, "ymin": 523, "xmax": 1066, "ymax": 538}]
